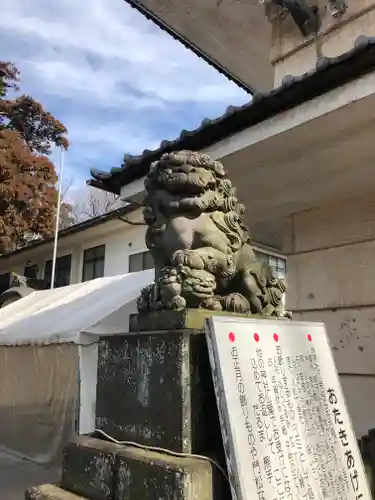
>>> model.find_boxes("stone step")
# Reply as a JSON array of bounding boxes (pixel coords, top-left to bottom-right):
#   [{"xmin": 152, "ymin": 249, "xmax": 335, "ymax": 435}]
[
  {"xmin": 61, "ymin": 436, "xmax": 230, "ymax": 500},
  {"xmin": 95, "ymin": 331, "xmax": 221, "ymax": 454},
  {"xmin": 25, "ymin": 484, "xmax": 88, "ymax": 499},
  {"xmin": 61, "ymin": 437, "xmax": 120, "ymax": 500}
]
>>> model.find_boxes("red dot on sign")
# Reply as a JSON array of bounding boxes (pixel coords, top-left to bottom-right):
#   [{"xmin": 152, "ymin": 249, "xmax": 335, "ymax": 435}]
[
  {"xmin": 273, "ymin": 333, "xmax": 279, "ymax": 342},
  {"xmin": 228, "ymin": 332, "xmax": 235, "ymax": 342},
  {"xmin": 308, "ymin": 334, "xmax": 312, "ymax": 342},
  {"xmin": 254, "ymin": 333, "xmax": 260, "ymax": 343}
]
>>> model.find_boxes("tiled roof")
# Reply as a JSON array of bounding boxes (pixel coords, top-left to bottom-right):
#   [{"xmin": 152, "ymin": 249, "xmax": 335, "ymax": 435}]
[{"xmin": 88, "ymin": 36, "xmax": 375, "ymax": 194}]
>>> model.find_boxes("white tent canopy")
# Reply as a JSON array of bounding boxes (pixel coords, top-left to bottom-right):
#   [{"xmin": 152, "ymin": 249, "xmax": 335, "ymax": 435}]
[{"xmin": 0, "ymin": 269, "xmax": 154, "ymax": 346}]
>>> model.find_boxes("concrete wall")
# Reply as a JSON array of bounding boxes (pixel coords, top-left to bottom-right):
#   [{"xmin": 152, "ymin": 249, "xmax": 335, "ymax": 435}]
[
  {"xmin": 271, "ymin": 0, "xmax": 375, "ymax": 86},
  {"xmin": 283, "ymin": 194, "xmax": 375, "ymax": 436}
]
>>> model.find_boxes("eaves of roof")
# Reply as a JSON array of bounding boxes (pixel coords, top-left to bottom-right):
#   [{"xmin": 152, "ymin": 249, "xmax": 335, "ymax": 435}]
[
  {"xmin": 0, "ymin": 204, "xmax": 138, "ymax": 262},
  {"xmin": 123, "ymin": 0, "xmax": 255, "ymax": 93},
  {"xmin": 88, "ymin": 36, "xmax": 375, "ymax": 195}
]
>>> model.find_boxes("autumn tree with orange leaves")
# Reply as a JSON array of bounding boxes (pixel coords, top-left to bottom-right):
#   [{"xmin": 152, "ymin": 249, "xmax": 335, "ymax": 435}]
[{"xmin": 0, "ymin": 61, "xmax": 71, "ymax": 253}]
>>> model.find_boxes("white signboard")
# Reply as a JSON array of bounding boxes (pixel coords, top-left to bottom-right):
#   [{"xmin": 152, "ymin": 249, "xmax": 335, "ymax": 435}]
[{"xmin": 205, "ymin": 317, "xmax": 371, "ymax": 500}]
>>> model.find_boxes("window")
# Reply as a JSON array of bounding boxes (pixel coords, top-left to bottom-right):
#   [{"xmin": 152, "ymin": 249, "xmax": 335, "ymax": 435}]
[
  {"xmin": 82, "ymin": 245, "xmax": 105, "ymax": 282},
  {"xmin": 254, "ymin": 250, "xmax": 287, "ymax": 280},
  {"xmin": 44, "ymin": 254, "xmax": 72, "ymax": 288},
  {"xmin": 129, "ymin": 251, "xmax": 154, "ymax": 273},
  {"xmin": 24, "ymin": 264, "xmax": 39, "ymax": 279},
  {"xmin": 253, "ymin": 250, "xmax": 269, "ymax": 269},
  {"xmin": 268, "ymin": 255, "xmax": 286, "ymax": 280},
  {"xmin": 0, "ymin": 273, "xmax": 11, "ymax": 295}
]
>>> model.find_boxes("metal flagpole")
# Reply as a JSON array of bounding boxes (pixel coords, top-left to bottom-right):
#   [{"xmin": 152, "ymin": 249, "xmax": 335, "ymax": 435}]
[{"xmin": 50, "ymin": 148, "xmax": 65, "ymax": 289}]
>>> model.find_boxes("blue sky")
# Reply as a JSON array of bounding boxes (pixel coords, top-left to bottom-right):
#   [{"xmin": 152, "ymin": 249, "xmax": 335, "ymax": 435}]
[{"xmin": 0, "ymin": 0, "xmax": 249, "ymax": 192}]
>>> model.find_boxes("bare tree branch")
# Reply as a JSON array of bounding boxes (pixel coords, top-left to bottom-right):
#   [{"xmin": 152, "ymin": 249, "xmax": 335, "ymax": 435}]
[
  {"xmin": 82, "ymin": 190, "xmax": 121, "ymax": 218},
  {"xmin": 68, "ymin": 186, "xmax": 126, "ymax": 223}
]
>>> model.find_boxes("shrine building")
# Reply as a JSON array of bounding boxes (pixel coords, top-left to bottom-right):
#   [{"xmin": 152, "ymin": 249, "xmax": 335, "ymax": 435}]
[{"xmin": 89, "ymin": 0, "xmax": 375, "ymax": 437}]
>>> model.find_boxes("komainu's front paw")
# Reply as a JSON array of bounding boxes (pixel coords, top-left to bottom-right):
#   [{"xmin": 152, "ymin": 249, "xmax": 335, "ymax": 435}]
[
  {"xmin": 169, "ymin": 295, "xmax": 186, "ymax": 310},
  {"xmin": 172, "ymin": 250, "xmax": 205, "ymax": 270}
]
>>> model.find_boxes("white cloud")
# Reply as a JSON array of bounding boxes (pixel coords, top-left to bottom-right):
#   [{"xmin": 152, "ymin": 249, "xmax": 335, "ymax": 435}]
[
  {"xmin": 67, "ymin": 118, "xmax": 160, "ymax": 154},
  {"xmin": 0, "ymin": 0, "xmax": 249, "ymax": 188},
  {"xmin": 0, "ymin": 0, "xmax": 248, "ymax": 106}
]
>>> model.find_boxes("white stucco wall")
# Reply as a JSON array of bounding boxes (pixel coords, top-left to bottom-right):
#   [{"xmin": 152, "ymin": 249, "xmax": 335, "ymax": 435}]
[
  {"xmin": 105, "ymin": 225, "xmax": 148, "ymax": 276},
  {"xmin": 0, "ymin": 215, "xmax": 283, "ymax": 287},
  {"xmin": 68, "ymin": 222, "xmax": 148, "ymax": 281},
  {"xmin": 0, "ymin": 218, "xmax": 148, "ymax": 285}
]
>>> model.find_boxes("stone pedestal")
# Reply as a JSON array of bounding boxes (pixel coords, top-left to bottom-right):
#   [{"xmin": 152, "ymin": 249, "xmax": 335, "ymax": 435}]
[
  {"xmin": 129, "ymin": 308, "xmax": 256, "ymax": 332},
  {"xmin": 95, "ymin": 329, "xmax": 221, "ymax": 453},
  {"xmin": 25, "ymin": 310, "xmax": 230, "ymax": 500}
]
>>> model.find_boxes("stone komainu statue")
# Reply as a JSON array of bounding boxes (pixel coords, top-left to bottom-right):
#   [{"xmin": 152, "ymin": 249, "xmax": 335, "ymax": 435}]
[{"xmin": 137, "ymin": 150, "xmax": 288, "ymax": 316}]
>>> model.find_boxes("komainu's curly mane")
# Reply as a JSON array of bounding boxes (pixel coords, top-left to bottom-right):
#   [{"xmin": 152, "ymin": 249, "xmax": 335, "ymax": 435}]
[
  {"xmin": 144, "ymin": 150, "xmax": 249, "ymax": 247},
  {"xmin": 138, "ymin": 150, "xmax": 289, "ymax": 317}
]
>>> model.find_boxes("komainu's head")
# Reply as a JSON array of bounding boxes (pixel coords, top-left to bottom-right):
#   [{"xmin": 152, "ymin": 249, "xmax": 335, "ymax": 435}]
[
  {"xmin": 146, "ymin": 150, "xmax": 226, "ymax": 195},
  {"xmin": 145, "ymin": 150, "xmax": 245, "ymax": 217},
  {"xmin": 144, "ymin": 150, "xmax": 249, "ymax": 249}
]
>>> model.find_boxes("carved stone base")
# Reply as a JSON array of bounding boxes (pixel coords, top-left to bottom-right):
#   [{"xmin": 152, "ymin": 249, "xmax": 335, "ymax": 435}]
[{"xmin": 129, "ymin": 309, "xmax": 263, "ymax": 332}]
